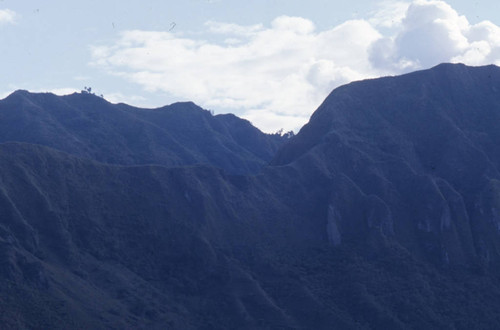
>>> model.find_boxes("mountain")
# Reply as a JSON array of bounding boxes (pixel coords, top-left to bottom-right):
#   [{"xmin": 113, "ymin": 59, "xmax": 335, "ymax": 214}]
[
  {"xmin": 273, "ymin": 63, "xmax": 500, "ymax": 268},
  {"xmin": 0, "ymin": 91, "xmax": 288, "ymax": 174},
  {"xmin": 2, "ymin": 64, "xmax": 500, "ymax": 329}
]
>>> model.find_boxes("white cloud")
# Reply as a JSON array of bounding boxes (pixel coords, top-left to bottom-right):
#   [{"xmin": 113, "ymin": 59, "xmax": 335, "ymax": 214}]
[
  {"xmin": 51, "ymin": 88, "xmax": 79, "ymax": 95},
  {"xmin": 271, "ymin": 16, "xmax": 315, "ymax": 35},
  {"xmin": 92, "ymin": 16, "xmax": 380, "ymax": 132},
  {"xmin": 92, "ymin": 1, "xmax": 500, "ymax": 132},
  {"xmin": 369, "ymin": 0, "xmax": 500, "ymax": 72},
  {"xmin": 455, "ymin": 20, "xmax": 500, "ymax": 66},
  {"xmin": 34, "ymin": 87, "xmax": 80, "ymax": 95},
  {"xmin": 369, "ymin": 1, "xmax": 411, "ymax": 29},
  {"xmin": 105, "ymin": 92, "xmax": 147, "ymax": 105},
  {"xmin": 242, "ymin": 109, "xmax": 309, "ymax": 134},
  {"xmin": 0, "ymin": 9, "xmax": 16, "ymax": 24}
]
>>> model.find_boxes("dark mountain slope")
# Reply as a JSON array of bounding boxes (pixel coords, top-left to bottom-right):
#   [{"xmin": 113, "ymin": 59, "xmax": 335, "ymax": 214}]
[
  {"xmin": 273, "ymin": 63, "xmax": 500, "ymax": 268},
  {"xmin": 3, "ymin": 64, "xmax": 500, "ymax": 328},
  {"xmin": 0, "ymin": 91, "xmax": 287, "ymax": 174},
  {"xmin": 3, "ymin": 141, "xmax": 500, "ymax": 329},
  {"xmin": 0, "ymin": 142, "xmax": 352, "ymax": 329}
]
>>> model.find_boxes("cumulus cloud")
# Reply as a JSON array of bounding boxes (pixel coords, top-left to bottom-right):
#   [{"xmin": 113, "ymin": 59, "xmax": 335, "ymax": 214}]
[
  {"xmin": 92, "ymin": 1, "xmax": 500, "ymax": 132},
  {"xmin": 0, "ymin": 9, "xmax": 16, "ymax": 24},
  {"xmin": 369, "ymin": 0, "xmax": 500, "ymax": 71},
  {"xmin": 92, "ymin": 16, "xmax": 380, "ymax": 132}
]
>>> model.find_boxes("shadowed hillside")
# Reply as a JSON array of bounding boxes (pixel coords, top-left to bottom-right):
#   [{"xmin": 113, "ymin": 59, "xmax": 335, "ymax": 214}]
[
  {"xmin": 273, "ymin": 63, "xmax": 500, "ymax": 269},
  {"xmin": 0, "ymin": 91, "xmax": 288, "ymax": 174},
  {"xmin": 2, "ymin": 64, "xmax": 500, "ymax": 328}
]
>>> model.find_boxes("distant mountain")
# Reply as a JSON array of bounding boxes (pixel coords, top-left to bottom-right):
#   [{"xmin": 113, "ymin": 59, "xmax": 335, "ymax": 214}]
[
  {"xmin": 3, "ymin": 64, "xmax": 500, "ymax": 329},
  {"xmin": 0, "ymin": 91, "xmax": 288, "ymax": 174}
]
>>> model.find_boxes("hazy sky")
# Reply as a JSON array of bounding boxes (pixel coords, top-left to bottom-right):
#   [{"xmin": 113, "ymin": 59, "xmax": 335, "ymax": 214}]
[{"xmin": 1, "ymin": 0, "xmax": 499, "ymax": 132}]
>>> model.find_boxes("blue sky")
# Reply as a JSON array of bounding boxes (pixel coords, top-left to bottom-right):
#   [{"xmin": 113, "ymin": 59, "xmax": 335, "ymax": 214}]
[{"xmin": 1, "ymin": 0, "xmax": 499, "ymax": 132}]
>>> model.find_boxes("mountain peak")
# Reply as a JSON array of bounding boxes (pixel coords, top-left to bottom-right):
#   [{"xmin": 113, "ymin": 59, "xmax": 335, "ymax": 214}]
[
  {"xmin": 270, "ymin": 62, "xmax": 500, "ymax": 269},
  {"xmin": 4, "ymin": 89, "xmax": 32, "ymax": 101},
  {"xmin": 273, "ymin": 63, "xmax": 500, "ymax": 166}
]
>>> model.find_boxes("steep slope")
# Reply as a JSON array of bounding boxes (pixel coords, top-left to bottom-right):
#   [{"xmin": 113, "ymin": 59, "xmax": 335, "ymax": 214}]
[
  {"xmin": 0, "ymin": 142, "xmax": 349, "ymax": 329},
  {"xmin": 273, "ymin": 63, "xmax": 500, "ymax": 268},
  {"xmin": 2, "ymin": 141, "xmax": 500, "ymax": 329},
  {"xmin": 0, "ymin": 91, "xmax": 287, "ymax": 174}
]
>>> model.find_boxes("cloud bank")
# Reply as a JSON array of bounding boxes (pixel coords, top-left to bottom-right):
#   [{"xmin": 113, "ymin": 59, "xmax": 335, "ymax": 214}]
[{"xmin": 92, "ymin": 1, "xmax": 500, "ymax": 132}]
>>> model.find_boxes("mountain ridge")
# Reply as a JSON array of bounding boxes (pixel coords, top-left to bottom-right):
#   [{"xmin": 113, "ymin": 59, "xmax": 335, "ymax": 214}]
[
  {"xmin": 3, "ymin": 63, "xmax": 500, "ymax": 328},
  {"xmin": 271, "ymin": 63, "xmax": 500, "ymax": 269},
  {"xmin": 0, "ymin": 90, "xmax": 289, "ymax": 174}
]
